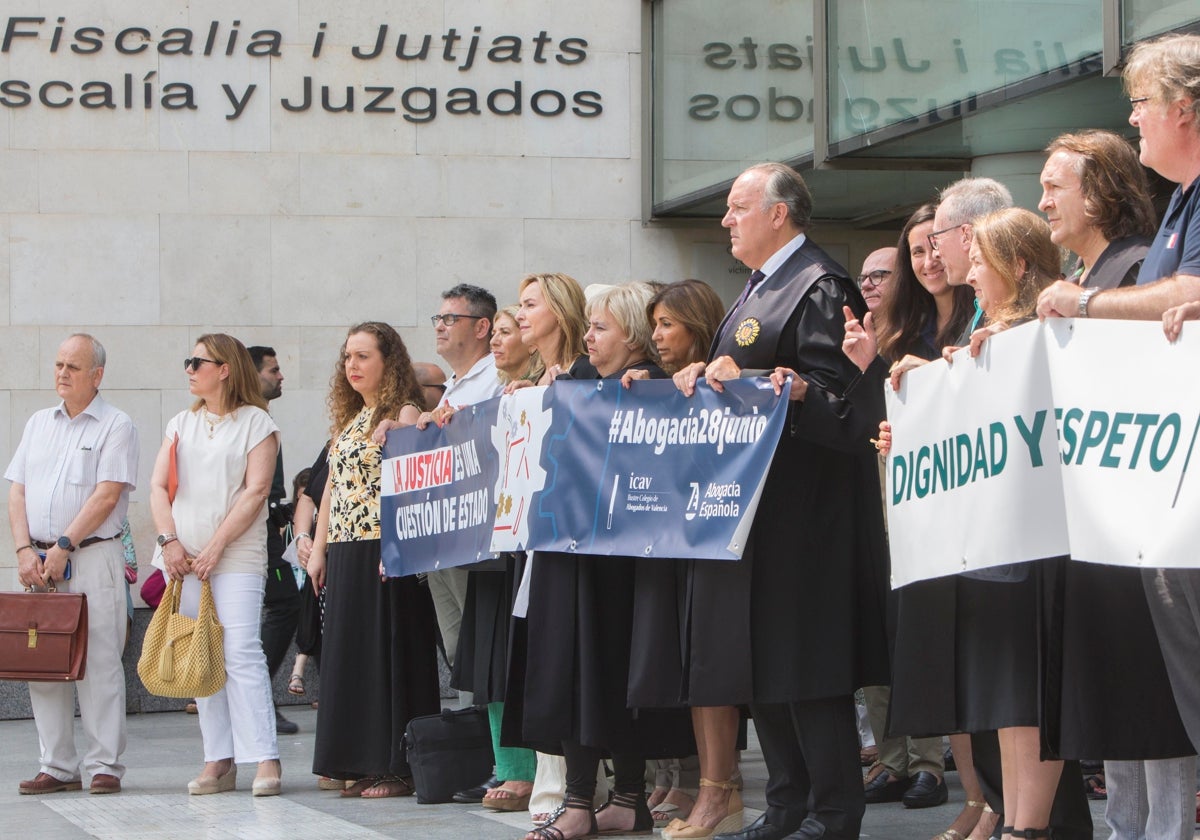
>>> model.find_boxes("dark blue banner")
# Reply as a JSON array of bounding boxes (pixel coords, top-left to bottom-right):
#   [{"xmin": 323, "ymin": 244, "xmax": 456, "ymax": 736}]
[
  {"xmin": 491, "ymin": 377, "xmax": 787, "ymax": 561},
  {"xmin": 380, "ymin": 400, "xmax": 501, "ymax": 578},
  {"xmin": 381, "ymin": 377, "xmax": 788, "ymax": 575}
]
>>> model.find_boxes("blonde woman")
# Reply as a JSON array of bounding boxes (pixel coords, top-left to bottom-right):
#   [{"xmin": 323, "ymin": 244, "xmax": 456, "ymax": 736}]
[{"xmin": 150, "ymin": 334, "xmax": 281, "ymax": 797}]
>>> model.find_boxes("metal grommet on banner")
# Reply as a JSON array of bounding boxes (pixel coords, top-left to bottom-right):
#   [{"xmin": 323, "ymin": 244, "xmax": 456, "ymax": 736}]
[
  {"xmin": 644, "ymin": 546, "xmax": 652, "ymax": 555},
  {"xmin": 569, "ymin": 540, "xmax": 578, "ymax": 551},
  {"xmin": 596, "ymin": 382, "xmax": 604, "ymax": 391}
]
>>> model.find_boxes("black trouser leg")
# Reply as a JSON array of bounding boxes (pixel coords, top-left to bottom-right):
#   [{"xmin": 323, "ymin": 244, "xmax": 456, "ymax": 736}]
[
  {"xmin": 752, "ymin": 697, "xmax": 863, "ymax": 838},
  {"xmin": 261, "ymin": 563, "xmax": 301, "ymax": 679},
  {"xmin": 750, "ymin": 702, "xmax": 811, "ymax": 833}
]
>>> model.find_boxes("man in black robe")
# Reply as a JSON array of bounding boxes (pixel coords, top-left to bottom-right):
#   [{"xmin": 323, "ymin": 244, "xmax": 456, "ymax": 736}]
[{"xmin": 675, "ymin": 163, "xmax": 890, "ymax": 840}]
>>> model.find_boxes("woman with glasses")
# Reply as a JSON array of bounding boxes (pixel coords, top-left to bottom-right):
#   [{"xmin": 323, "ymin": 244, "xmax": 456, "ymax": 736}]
[
  {"xmin": 150, "ymin": 335, "xmax": 282, "ymax": 796},
  {"xmin": 853, "ymin": 209, "xmax": 1077, "ymax": 840},
  {"xmin": 305, "ymin": 322, "xmax": 440, "ymax": 799},
  {"xmin": 847, "ymin": 208, "xmax": 991, "ymax": 840}
]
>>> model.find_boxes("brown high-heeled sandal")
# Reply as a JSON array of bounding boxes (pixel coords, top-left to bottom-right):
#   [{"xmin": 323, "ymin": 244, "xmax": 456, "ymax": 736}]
[{"xmin": 662, "ymin": 778, "xmax": 743, "ymax": 840}]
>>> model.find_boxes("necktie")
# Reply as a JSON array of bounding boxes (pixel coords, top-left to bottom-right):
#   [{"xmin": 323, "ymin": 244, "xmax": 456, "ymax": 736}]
[{"xmin": 718, "ymin": 270, "xmax": 766, "ymax": 347}]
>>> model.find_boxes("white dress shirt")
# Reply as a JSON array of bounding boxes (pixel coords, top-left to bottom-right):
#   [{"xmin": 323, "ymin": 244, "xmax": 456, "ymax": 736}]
[
  {"xmin": 442, "ymin": 353, "xmax": 503, "ymax": 408},
  {"xmin": 5, "ymin": 393, "xmax": 139, "ymax": 542}
]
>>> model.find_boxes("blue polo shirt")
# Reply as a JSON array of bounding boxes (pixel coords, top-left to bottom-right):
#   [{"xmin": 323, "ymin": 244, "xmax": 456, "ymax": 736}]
[{"xmin": 1138, "ymin": 177, "xmax": 1200, "ymax": 285}]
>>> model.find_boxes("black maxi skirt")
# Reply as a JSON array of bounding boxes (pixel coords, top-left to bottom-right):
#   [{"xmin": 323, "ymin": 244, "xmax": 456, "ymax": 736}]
[
  {"xmin": 889, "ymin": 567, "xmax": 1041, "ymax": 737},
  {"xmin": 509, "ymin": 550, "xmax": 694, "ymax": 759},
  {"xmin": 312, "ymin": 539, "xmax": 441, "ymax": 780},
  {"xmin": 1040, "ymin": 558, "xmax": 1193, "ymax": 760}
]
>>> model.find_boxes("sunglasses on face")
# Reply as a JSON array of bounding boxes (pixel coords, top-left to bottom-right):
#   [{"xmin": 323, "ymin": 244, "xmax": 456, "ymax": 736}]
[{"xmin": 184, "ymin": 356, "xmax": 220, "ymax": 371}]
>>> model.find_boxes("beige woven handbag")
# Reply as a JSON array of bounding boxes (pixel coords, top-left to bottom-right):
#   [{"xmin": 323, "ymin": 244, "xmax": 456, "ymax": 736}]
[{"xmin": 137, "ymin": 578, "xmax": 225, "ymax": 698}]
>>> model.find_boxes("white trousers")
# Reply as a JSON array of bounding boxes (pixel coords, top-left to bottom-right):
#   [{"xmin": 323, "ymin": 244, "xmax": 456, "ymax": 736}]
[
  {"xmin": 29, "ymin": 540, "xmax": 128, "ymax": 781},
  {"xmin": 180, "ymin": 572, "xmax": 278, "ymax": 764}
]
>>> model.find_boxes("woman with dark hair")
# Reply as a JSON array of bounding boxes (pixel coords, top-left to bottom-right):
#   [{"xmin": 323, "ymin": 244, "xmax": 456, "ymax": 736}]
[
  {"xmin": 305, "ymin": 322, "xmax": 440, "ymax": 799},
  {"xmin": 874, "ymin": 204, "xmax": 976, "ymax": 365},
  {"xmin": 623, "ymin": 279, "xmax": 738, "ymax": 837},
  {"xmin": 151, "ymin": 333, "xmax": 282, "ymax": 796},
  {"xmin": 855, "ymin": 210, "xmax": 1077, "ymax": 839},
  {"xmin": 846, "ymin": 208, "xmax": 993, "ymax": 840},
  {"xmin": 643, "ymin": 279, "xmax": 727, "ymax": 374}
]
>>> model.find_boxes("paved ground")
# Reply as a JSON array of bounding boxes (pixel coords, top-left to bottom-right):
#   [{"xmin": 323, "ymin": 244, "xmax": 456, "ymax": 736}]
[{"xmin": 0, "ymin": 706, "xmax": 1119, "ymax": 839}]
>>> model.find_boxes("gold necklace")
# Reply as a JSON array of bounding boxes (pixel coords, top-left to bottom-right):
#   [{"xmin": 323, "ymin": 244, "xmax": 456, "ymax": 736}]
[{"xmin": 203, "ymin": 409, "xmax": 227, "ymax": 439}]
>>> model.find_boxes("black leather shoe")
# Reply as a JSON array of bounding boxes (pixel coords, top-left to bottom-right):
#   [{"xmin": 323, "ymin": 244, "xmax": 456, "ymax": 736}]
[
  {"xmin": 715, "ymin": 812, "xmax": 800, "ymax": 840},
  {"xmin": 451, "ymin": 773, "xmax": 500, "ymax": 804},
  {"xmin": 863, "ymin": 769, "xmax": 910, "ymax": 804},
  {"xmin": 901, "ymin": 771, "xmax": 948, "ymax": 808},
  {"xmin": 275, "ymin": 709, "xmax": 299, "ymax": 735},
  {"xmin": 784, "ymin": 816, "xmax": 858, "ymax": 839}
]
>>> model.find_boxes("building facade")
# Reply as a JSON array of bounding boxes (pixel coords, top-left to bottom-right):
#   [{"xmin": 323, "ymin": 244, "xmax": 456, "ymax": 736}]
[{"xmin": 1, "ymin": 1, "xmax": 1196, "ymax": 589}]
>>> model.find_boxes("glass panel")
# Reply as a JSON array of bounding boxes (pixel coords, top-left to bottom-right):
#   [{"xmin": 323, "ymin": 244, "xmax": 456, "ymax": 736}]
[
  {"xmin": 652, "ymin": 0, "xmax": 815, "ymax": 208},
  {"xmin": 827, "ymin": 1, "xmax": 1104, "ymax": 148},
  {"xmin": 1122, "ymin": 1, "xmax": 1200, "ymax": 43}
]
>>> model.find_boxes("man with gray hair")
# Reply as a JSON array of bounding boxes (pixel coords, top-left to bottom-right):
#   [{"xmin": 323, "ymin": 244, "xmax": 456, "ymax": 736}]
[
  {"xmin": 6, "ymin": 334, "xmax": 139, "ymax": 795},
  {"xmin": 929, "ymin": 177, "xmax": 1014, "ymax": 289},
  {"xmin": 673, "ymin": 162, "xmax": 890, "ymax": 840}
]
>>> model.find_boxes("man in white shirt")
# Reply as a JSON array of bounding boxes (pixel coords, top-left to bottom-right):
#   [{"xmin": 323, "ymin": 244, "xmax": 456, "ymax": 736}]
[
  {"xmin": 6, "ymin": 334, "xmax": 139, "ymax": 795},
  {"xmin": 424, "ymin": 284, "xmax": 503, "ymax": 671}
]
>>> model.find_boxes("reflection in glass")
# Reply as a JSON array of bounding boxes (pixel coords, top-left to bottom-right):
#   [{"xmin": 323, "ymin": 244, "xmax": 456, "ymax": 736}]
[
  {"xmin": 1122, "ymin": 0, "xmax": 1200, "ymax": 43},
  {"xmin": 827, "ymin": 1, "xmax": 1103, "ymax": 145}
]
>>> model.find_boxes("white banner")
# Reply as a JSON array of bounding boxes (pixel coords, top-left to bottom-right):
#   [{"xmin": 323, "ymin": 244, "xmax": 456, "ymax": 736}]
[{"xmin": 886, "ymin": 319, "xmax": 1200, "ymax": 587}]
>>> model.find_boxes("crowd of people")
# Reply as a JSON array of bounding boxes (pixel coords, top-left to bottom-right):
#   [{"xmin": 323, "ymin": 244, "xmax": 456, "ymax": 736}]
[{"xmin": 6, "ymin": 29, "xmax": 1200, "ymax": 840}]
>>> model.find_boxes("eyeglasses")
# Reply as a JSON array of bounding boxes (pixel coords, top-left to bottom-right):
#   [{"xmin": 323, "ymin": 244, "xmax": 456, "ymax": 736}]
[
  {"xmin": 430, "ymin": 314, "xmax": 484, "ymax": 327},
  {"xmin": 421, "ymin": 383, "xmax": 447, "ymax": 393},
  {"xmin": 928, "ymin": 223, "xmax": 968, "ymax": 252},
  {"xmin": 183, "ymin": 356, "xmax": 220, "ymax": 371},
  {"xmin": 857, "ymin": 269, "xmax": 892, "ymax": 288}
]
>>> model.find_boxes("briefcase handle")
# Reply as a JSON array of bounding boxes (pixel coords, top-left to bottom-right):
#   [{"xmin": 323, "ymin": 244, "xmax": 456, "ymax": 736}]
[{"xmin": 24, "ymin": 581, "xmax": 59, "ymax": 594}]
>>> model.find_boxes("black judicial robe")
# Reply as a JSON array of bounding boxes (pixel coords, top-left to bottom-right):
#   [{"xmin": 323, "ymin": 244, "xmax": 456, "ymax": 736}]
[{"xmin": 682, "ymin": 238, "xmax": 891, "ymax": 705}]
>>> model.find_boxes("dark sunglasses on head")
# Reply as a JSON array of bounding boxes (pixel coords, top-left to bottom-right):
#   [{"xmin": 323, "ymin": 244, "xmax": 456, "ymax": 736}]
[{"xmin": 184, "ymin": 356, "xmax": 220, "ymax": 371}]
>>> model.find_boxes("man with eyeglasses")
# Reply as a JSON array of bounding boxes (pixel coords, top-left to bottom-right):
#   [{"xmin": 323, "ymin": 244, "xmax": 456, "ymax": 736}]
[
  {"xmin": 857, "ymin": 247, "xmax": 896, "ymax": 312},
  {"xmin": 425, "ymin": 284, "xmax": 502, "ymax": 688},
  {"xmin": 929, "ymin": 178, "xmax": 1013, "ymax": 291},
  {"xmin": 7, "ymin": 334, "xmax": 139, "ymax": 795}
]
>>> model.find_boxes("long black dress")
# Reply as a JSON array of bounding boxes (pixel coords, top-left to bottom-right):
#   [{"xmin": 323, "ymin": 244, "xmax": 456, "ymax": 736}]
[
  {"xmin": 510, "ymin": 360, "xmax": 694, "ymax": 759},
  {"xmin": 312, "ymin": 407, "xmax": 441, "ymax": 781}
]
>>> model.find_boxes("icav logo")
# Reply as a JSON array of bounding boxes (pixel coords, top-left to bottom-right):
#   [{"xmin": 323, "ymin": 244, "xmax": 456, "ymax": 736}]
[{"xmin": 685, "ymin": 482, "xmax": 700, "ymax": 521}]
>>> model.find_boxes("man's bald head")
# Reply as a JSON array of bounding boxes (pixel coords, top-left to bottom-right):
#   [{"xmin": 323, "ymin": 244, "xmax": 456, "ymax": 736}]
[
  {"xmin": 858, "ymin": 247, "xmax": 897, "ymax": 312},
  {"xmin": 414, "ymin": 361, "xmax": 447, "ymax": 411}
]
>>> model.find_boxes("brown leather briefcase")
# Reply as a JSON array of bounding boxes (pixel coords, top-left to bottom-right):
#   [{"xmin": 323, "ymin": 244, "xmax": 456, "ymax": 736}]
[{"xmin": 0, "ymin": 586, "xmax": 89, "ymax": 681}]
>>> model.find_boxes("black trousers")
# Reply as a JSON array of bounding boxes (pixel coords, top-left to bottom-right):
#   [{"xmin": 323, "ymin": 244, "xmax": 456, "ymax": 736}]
[
  {"xmin": 261, "ymin": 561, "xmax": 301, "ymax": 680},
  {"xmin": 750, "ymin": 696, "xmax": 863, "ymax": 838},
  {"xmin": 563, "ymin": 741, "xmax": 643, "ymax": 801}
]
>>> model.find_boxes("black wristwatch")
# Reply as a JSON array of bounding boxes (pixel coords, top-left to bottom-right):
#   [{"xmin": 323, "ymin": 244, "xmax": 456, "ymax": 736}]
[
  {"xmin": 56, "ymin": 535, "xmax": 76, "ymax": 552},
  {"xmin": 156, "ymin": 533, "xmax": 178, "ymax": 547}
]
